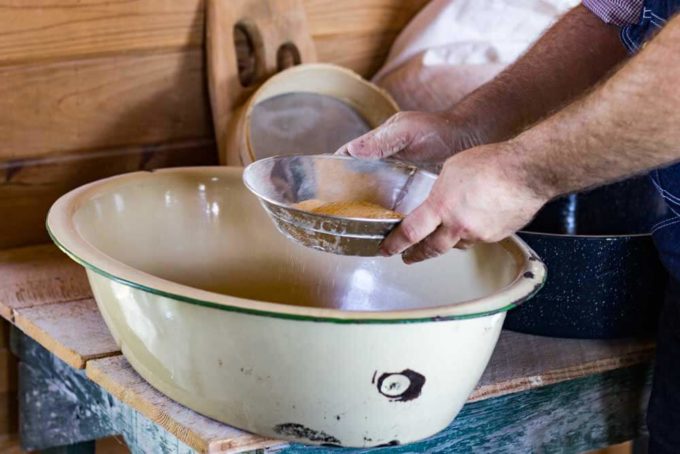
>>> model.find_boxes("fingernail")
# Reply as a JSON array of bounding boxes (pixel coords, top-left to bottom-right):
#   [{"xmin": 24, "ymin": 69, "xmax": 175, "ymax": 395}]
[{"xmin": 378, "ymin": 247, "xmax": 391, "ymax": 257}]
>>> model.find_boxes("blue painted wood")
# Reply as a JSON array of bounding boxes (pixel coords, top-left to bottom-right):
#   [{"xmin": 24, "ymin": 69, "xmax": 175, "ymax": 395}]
[
  {"xmin": 14, "ymin": 329, "xmax": 195, "ymax": 454},
  {"xmin": 12, "ymin": 328, "xmax": 652, "ymax": 454},
  {"xmin": 16, "ymin": 330, "xmax": 118, "ymax": 451},
  {"xmin": 276, "ymin": 365, "xmax": 652, "ymax": 454}
]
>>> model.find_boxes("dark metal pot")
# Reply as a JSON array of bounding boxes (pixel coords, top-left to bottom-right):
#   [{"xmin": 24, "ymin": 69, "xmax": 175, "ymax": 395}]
[{"xmin": 505, "ymin": 176, "xmax": 669, "ymax": 339}]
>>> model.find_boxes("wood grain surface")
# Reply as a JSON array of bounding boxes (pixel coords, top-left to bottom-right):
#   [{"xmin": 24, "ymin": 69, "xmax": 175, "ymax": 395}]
[
  {"xmin": 0, "ymin": 245, "xmax": 91, "ymax": 321},
  {"xmin": 14, "ymin": 299, "xmax": 119, "ymax": 369},
  {"xmin": 0, "ymin": 50, "xmax": 211, "ymax": 160},
  {"xmin": 1, "ymin": 140, "xmax": 217, "ymax": 249},
  {"xmin": 0, "ymin": 0, "xmax": 426, "ymax": 71},
  {"xmin": 86, "ymin": 356, "xmax": 283, "ymax": 454}
]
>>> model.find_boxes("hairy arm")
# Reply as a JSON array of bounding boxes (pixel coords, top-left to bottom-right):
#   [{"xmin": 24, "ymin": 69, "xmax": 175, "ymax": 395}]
[
  {"xmin": 381, "ymin": 13, "xmax": 680, "ymax": 263},
  {"xmin": 514, "ymin": 14, "xmax": 680, "ymax": 199},
  {"xmin": 451, "ymin": 3, "xmax": 630, "ymax": 144},
  {"xmin": 340, "ymin": 5, "xmax": 628, "ymax": 163}
]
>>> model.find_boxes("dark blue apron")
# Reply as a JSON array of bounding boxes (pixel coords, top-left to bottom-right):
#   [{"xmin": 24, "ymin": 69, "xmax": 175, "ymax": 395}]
[{"xmin": 621, "ymin": 2, "xmax": 680, "ymax": 452}]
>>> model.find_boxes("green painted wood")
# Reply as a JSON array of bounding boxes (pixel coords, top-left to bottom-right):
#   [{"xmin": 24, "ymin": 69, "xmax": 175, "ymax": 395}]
[
  {"xmin": 13, "ymin": 327, "xmax": 652, "ymax": 454},
  {"xmin": 275, "ymin": 364, "xmax": 652, "ymax": 454},
  {"xmin": 14, "ymin": 329, "xmax": 197, "ymax": 454}
]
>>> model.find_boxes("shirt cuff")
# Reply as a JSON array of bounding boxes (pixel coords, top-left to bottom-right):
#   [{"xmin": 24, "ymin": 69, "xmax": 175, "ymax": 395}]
[{"xmin": 582, "ymin": 0, "xmax": 644, "ymax": 26}]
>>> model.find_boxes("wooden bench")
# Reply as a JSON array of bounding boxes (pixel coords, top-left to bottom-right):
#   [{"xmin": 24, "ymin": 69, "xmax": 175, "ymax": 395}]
[{"xmin": 1, "ymin": 245, "xmax": 655, "ymax": 453}]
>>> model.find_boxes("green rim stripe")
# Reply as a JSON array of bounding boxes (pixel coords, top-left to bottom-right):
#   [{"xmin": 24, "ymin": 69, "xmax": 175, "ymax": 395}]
[{"xmin": 47, "ymin": 223, "xmax": 544, "ymax": 325}]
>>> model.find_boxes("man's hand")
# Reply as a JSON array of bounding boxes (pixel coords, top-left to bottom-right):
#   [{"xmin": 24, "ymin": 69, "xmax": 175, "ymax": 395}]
[
  {"xmin": 381, "ymin": 143, "xmax": 550, "ymax": 264},
  {"xmin": 336, "ymin": 5, "xmax": 626, "ymax": 168},
  {"xmin": 335, "ymin": 111, "xmax": 484, "ymax": 166},
  {"xmin": 384, "ymin": 10, "xmax": 680, "ymax": 264}
]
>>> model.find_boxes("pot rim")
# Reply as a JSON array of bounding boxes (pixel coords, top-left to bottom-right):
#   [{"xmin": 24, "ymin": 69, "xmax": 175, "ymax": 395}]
[
  {"xmin": 46, "ymin": 167, "xmax": 547, "ymax": 324},
  {"xmin": 518, "ymin": 229, "xmax": 652, "ymax": 239}
]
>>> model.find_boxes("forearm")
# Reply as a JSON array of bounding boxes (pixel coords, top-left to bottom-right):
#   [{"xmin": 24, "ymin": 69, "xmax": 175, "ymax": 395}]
[
  {"xmin": 512, "ymin": 14, "xmax": 680, "ymax": 199},
  {"xmin": 450, "ymin": 4, "xmax": 628, "ymax": 144}
]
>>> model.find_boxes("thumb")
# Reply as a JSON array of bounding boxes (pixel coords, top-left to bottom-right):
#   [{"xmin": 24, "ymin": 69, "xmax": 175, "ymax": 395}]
[{"xmin": 335, "ymin": 114, "xmax": 412, "ymax": 160}]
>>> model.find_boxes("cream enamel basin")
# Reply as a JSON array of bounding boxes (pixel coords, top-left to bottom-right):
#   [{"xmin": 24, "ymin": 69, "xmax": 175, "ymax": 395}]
[{"xmin": 46, "ymin": 167, "xmax": 546, "ymax": 447}]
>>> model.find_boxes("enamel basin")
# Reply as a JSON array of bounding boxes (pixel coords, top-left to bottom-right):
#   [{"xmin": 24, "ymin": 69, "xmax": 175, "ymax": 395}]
[{"xmin": 47, "ymin": 167, "xmax": 545, "ymax": 447}]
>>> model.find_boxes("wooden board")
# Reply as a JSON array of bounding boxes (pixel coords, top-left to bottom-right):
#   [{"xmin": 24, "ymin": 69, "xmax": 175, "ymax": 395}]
[
  {"xmin": 86, "ymin": 356, "xmax": 283, "ymax": 454},
  {"xmin": 0, "ymin": 1, "xmax": 427, "ymax": 161},
  {"xmin": 0, "ymin": 245, "xmax": 91, "ymax": 321},
  {"xmin": 85, "ymin": 332, "xmax": 655, "ymax": 453},
  {"xmin": 14, "ymin": 299, "xmax": 119, "ymax": 369},
  {"xmin": 471, "ymin": 330, "xmax": 656, "ymax": 401},
  {"xmin": 274, "ymin": 366, "xmax": 651, "ymax": 453},
  {"xmin": 0, "ymin": 50, "xmax": 211, "ymax": 160},
  {"xmin": 16, "ymin": 329, "xmax": 650, "ymax": 454},
  {"xmin": 0, "ymin": 0, "xmax": 427, "ymax": 250},
  {"xmin": 207, "ymin": 0, "xmax": 318, "ymax": 164},
  {"xmin": 0, "ymin": 140, "xmax": 217, "ymax": 249},
  {"xmin": 0, "ymin": 0, "xmax": 427, "ymax": 76},
  {"xmin": 307, "ymin": 0, "xmax": 429, "ymax": 76},
  {"xmin": 0, "ymin": 0, "xmax": 205, "ymax": 66},
  {"xmin": 0, "ymin": 243, "xmax": 656, "ymax": 451}
]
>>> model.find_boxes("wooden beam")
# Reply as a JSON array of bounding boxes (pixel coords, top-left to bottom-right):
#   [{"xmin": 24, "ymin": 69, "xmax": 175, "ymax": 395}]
[
  {"xmin": 0, "ymin": 51, "xmax": 211, "ymax": 160},
  {"xmin": 0, "ymin": 0, "xmax": 427, "ymax": 77},
  {"xmin": 0, "ymin": 140, "xmax": 217, "ymax": 249},
  {"xmin": 0, "ymin": 0, "xmax": 205, "ymax": 66}
]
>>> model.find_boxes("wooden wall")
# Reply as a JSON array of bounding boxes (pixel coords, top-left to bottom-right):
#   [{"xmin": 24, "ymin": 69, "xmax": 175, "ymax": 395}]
[{"xmin": 0, "ymin": 0, "xmax": 427, "ymax": 250}]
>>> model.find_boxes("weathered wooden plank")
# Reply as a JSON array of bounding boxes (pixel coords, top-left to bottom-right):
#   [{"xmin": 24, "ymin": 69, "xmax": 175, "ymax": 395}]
[
  {"xmin": 279, "ymin": 364, "xmax": 652, "ymax": 453},
  {"xmin": 0, "ymin": 245, "xmax": 656, "ymax": 451},
  {"xmin": 471, "ymin": 330, "xmax": 656, "ymax": 401},
  {"xmin": 14, "ymin": 299, "xmax": 119, "ymax": 370},
  {"xmin": 85, "ymin": 333, "xmax": 655, "ymax": 453},
  {"xmin": 86, "ymin": 356, "xmax": 283, "ymax": 454},
  {"xmin": 12, "ymin": 321, "xmax": 653, "ymax": 453},
  {"xmin": 16, "ymin": 330, "xmax": 194, "ymax": 453},
  {"xmin": 0, "ymin": 245, "xmax": 91, "ymax": 321},
  {"xmin": 0, "ymin": 0, "xmax": 426, "ymax": 77},
  {"xmin": 15, "ymin": 332, "xmax": 118, "ymax": 451},
  {"xmin": 0, "ymin": 139, "xmax": 217, "ymax": 249},
  {"xmin": 0, "ymin": 50, "xmax": 211, "ymax": 160}
]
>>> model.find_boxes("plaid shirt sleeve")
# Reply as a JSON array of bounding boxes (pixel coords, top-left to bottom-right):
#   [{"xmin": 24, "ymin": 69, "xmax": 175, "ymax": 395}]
[{"xmin": 582, "ymin": 0, "xmax": 644, "ymax": 25}]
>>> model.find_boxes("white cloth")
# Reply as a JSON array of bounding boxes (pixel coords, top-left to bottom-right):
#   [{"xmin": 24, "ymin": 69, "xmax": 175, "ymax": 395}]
[{"xmin": 374, "ymin": 0, "xmax": 580, "ymax": 111}]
